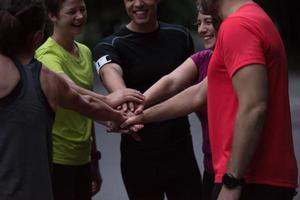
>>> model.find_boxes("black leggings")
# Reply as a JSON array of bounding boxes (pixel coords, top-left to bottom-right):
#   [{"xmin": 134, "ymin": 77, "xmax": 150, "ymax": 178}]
[
  {"xmin": 213, "ymin": 183, "xmax": 296, "ymax": 200},
  {"xmin": 121, "ymin": 137, "xmax": 202, "ymax": 200},
  {"xmin": 52, "ymin": 163, "xmax": 92, "ymax": 200},
  {"xmin": 202, "ymin": 170, "xmax": 215, "ymax": 200}
]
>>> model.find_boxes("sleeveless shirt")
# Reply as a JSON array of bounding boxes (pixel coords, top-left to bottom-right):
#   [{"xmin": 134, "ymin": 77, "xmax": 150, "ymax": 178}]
[{"xmin": 0, "ymin": 58, "xmax": 54, "ymax": 200}]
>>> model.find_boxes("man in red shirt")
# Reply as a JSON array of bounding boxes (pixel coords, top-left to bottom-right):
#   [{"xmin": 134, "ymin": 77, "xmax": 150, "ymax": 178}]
[
  {"xmin": 121, "ymin": 0, "xmax": 298, "ymax": 199},
  {"xmin": 202, "ymin": 0, "xmax": 298, "ymax": 199}
]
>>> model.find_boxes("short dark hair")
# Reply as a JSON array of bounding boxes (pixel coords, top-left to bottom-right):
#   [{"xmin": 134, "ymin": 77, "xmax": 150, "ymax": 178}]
[
  {"xmin": 0, "ymin": 0, "xmax": 46, "ymax": 55},
  {"xmin": 44, "ymin": 0, "xmax": 66, "ymax": 16},
  {"xmin": 196, "ymin": 0, "xmax": 222, "ymax": 30}
]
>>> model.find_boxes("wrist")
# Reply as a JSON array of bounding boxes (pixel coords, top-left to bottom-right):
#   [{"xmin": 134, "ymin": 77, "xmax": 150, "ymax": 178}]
[
  {"xmin": 113, "ymin": 110, "xmax": 125, "ymax": 123},
  {"xmin": 222, "ymin": 172, "xmax": 244, "ymax": 189},
  {"xmin": 102, "ymin": 95, "xmax": 109, "ymax": 105},
  {"xmin": 91, "ymin": 150, "xmax": 101, "ymax": 162}
]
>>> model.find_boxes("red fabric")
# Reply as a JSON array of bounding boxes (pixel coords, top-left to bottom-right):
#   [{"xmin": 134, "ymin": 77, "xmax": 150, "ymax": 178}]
[{"xmin": 208, "ymin": 3, "xmax": 298, "ymax": 188}]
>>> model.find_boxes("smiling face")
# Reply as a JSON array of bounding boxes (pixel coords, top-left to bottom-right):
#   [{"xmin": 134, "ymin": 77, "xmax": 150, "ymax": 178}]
[
  {"xmin": 196, "ymin": 12, "xmax": 217, "ymax": 49},
  {"xmin": 50, "ymin": 0, "xmax": 87, "ymax": 37},
  {"xmin": 124, "ymin": 0, "xmax": 160, "ymax": 32}
]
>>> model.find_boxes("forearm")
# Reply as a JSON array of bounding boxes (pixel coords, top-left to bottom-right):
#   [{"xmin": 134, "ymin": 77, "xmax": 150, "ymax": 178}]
[
  {"xmin": 42, "ymin": 67, "xmax": 124, "ymax": 122},
  {"xmin": 144, "ymin": 58, "xmax": 197, "ymax": 107},
  {"xmin": 56, "ymin": 73, "xmax": 110, "ymax": 104},
  {"xmin": 59, "ymin": 86, "xmax": 124, "ymax": 122},
  {"xmin": 70, "ymin": 83, "xmax": 108, "ymax": 101},
  {"xmin": 100, "ymin": 64, "xmax": 126, "ymax": 92},
  {"xmin": 227, "ymin": 104, "xmax": 266, "ymax": 178},
  {"xmin": 143, "ymin": 81, "xmax": 207, "ymax": 123},
  {"xmin": 143, "ymin": 75, "xmax": 183, "ymax": 108}
]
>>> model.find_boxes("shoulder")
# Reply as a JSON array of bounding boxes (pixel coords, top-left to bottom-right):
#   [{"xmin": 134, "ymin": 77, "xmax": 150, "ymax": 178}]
[
  {"xmin": 76, "ymin": 42, "xmax": 92, "ymax": 56},
  {"xmin": 36, "ymin": 38, "xmax": 63, "ymax": 59},
  {"xmin": 191, "ymin": 50, "xmax": 212, "ymax": 68},
  {"xmin": 193, "ymin": 49, "xmax": 213, "ymax": 59},
  {"xmin": 0, "ymin": 55, "xmax": 20, "ymax": 98},
  {"xmin": 76, "ymin": 42, "xmax": 90, "ymax": 51},
  {"xmin": 36, "ymin": 38, "xmax": 56, "ymax": 53},
  {"xmin": 159, "ymin": 22, "xmax": 191, "ymax": 37},
  {"xmin": 220, "ymin": 3, "xmax": 268, "ymax": 35},
  {"xmin": 96, "ymin": 27, "xmax": 131, "ymax": 47}
]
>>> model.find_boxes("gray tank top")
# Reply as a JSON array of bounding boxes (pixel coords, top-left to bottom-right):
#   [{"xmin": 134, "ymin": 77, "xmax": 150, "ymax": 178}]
[{"xmin": 0, "ymin": 58, "xmax": 54, "ymax": 200}]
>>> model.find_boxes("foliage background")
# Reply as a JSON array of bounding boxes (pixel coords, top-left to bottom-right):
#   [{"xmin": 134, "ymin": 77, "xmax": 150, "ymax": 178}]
[{"xmin": 67, "ymin": 0, "xmax": 299, "ymax": 71}]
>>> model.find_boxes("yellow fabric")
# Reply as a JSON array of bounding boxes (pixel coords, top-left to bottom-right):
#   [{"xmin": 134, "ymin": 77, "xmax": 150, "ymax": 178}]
[{"xmin": 36, "ymin": 37, "xmax": 94, "ymax": 165}]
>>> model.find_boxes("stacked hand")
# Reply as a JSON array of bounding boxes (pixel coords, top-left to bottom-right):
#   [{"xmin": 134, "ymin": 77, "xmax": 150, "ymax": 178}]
[
  {"xmin": 103, "ymin": 89, "xmax": 147, "ymax": 141},
  {"xmin": 106, "ymin": 88, "xmax": 145, "ymax": 109}
]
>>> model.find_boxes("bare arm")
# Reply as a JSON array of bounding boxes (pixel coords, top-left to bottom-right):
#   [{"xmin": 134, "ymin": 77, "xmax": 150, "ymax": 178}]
[
  {"xmin": 121, "ymin": 78, "xmax": 207, "ymax": 128},
  {"xmin": 0, "ymin": 55, "xmax": 20, "ymax": 98},
  {"xmin": 40, "ymin": 66, "xmax": 125, "ymax": 123},
  {"xmin": 99, "ymin": 63, "xmax": 126, "ymax": 92},
  {"xmin": 226, "ymin": 64, "xmax": 267, "ymax": 178},
  {"xmin": 218, "ymin": 64, "xmax": 267, "ymax": 200},
  {"xmin": 99, "ymin": 62, "xmax": 139, "ymax": 111},
  {"xmin": 138, "ymin": 58, "xmax": 198, "ymax": 111},
  {"xmin": 56, "ymin": 73, "xmax": 144, "ymax": 109}
]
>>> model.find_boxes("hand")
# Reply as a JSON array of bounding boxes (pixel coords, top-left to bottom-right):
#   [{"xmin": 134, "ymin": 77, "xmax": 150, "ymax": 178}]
[
  {"xmin": 134, "ymin": 101, "xmax": 145, "ymax": 115},
  {"xmin": 106, "ymin": 89, "xmax": 145, "ymax": 109},
  {"xmin": 90, "ymin": 160, "xmax": 102, "ymax": 196},
  {"xmin": 106, "ymin": 121, "xmax": 143, "ymax": 142},
  {"xmin": 120, "ymin": 112, "xmax": 144, "ymax": 130},
  {"xmin": 106, "ymin": 111, "xmax": 143, "ymax": 141},
  {"xmin": 217, "ymin": 185, "xmax": 241, "ymax": 200}
]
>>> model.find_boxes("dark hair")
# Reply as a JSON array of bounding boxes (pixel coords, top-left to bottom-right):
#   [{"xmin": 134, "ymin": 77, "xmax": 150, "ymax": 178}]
[
  {"xmin": 44, "ymin": 0, "xmax": 66, "ymax": 16},
  {"xmin": 196, "ymin": 0, "xmax": 222, "ymax": 31},
  {"xmin": 0, "ymin": 0, "xmax": 46, "ymax": 56}
]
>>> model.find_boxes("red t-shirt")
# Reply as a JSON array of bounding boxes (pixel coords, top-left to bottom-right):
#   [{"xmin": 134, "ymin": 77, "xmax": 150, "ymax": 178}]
[{"xmin": 208, "ymin": 3, "xmax": 298, "ymax": 188}]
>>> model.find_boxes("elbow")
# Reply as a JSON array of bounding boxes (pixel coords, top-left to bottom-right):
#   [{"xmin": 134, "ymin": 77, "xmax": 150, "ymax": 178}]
[
  {"xmin": 160, "ymin": 75, "xmax": 179, "ymax": 93},
  {"xmin": 243, "ymin": 100, "xmax": 267, "ymax": 122},
  {"xmin": 253, "ymin": 101, "xmax": 267, "ymax": 120},
  {"xmin": 99, "ymin": 68, "xmax": 106, "ymax": 80}
]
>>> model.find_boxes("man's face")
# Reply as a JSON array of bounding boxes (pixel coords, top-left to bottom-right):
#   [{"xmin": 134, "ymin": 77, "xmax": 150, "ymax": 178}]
[
  {"xmin": 200, "ymin": 0, "xmax": 219, "ymax": 16},
  {"xmin": 123, "ymin": 0, "xmax": 159, "ymax": 26}
]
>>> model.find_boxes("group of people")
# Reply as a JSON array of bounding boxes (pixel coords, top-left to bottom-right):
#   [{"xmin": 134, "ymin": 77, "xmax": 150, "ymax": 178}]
[{"xmin": 0, "ymin": 0, "xmax": 298, "ymax": 200}]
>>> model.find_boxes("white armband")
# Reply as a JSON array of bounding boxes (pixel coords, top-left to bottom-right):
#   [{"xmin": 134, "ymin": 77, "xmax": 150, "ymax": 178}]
[{"xmin": 95, "ymin": 55, "xmax": 112, "ymax": 74}]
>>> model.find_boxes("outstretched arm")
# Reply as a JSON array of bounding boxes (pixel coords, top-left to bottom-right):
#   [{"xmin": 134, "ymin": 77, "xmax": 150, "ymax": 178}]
[
  {"xmin": 135, "ymin": 58, "xmax": 198, "ymax": 113},
  {"xmin": 99, "ymin": 63, "xmax": 137, "ymax": 111},
  {"xmin": 55, "ymin": 73, "xmax": 144, "ymax": 109},
  {"xmin": 40, "ymin": 66, "xmax": 125, "ymax": 123},
  {"xmin": 121, "ymin": 78, "xmax": 207, "ymax": 128}
]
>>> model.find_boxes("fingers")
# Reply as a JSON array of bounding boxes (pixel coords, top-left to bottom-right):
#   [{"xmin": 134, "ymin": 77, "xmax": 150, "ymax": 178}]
[
  {"xmin": 120, "ymin": 116, "xmax": 139, "ymax": 129},
  {"xmin": 130, "ymin": 133, "xmax": 142, "ymax": 142},
  {"xmin": 122, "ymin": 89, "xmax": 145, "ymax": 103},
  {"xmin": 134, "ymin": 104, "xmax": 144, "ymax": 115},
  {"xmin": 91, "ymin": 180, "xmax": 101, "ymax": 196},
  {"xmin": 122, "ymin": 102, "xmax": 128, "ymax": 112},
  {"xmin": 128, "ymin": 101, "xmax": 135, "ymax": 112},
  {"xmin": 129, "ymin": 124, "xmax": 144, "ymax": 132}
]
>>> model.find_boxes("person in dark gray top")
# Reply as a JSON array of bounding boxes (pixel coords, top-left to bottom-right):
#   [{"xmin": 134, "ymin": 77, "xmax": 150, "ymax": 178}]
[{"xmin": 0, "ymin": 0, "xmax": 145, "ymax": 199}]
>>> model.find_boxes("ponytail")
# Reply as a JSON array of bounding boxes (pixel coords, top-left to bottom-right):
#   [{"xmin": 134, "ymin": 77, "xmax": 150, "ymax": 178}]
[
  {"xmin": 0, "ymin": 0, "xmax": 46, "ymax": 56},
  {"xmin": 0, "ymin": 9, "xmax": 20, "ymax": 55}
]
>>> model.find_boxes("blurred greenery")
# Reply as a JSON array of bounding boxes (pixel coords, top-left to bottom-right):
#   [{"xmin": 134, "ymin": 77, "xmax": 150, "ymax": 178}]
[
  {"xmin": 82, "ymin": 0, "xmax": 197, "ymax": 48},
  {"xmin": 74, "ymin": 0, "xmax": 299, "ymax": 71}
]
